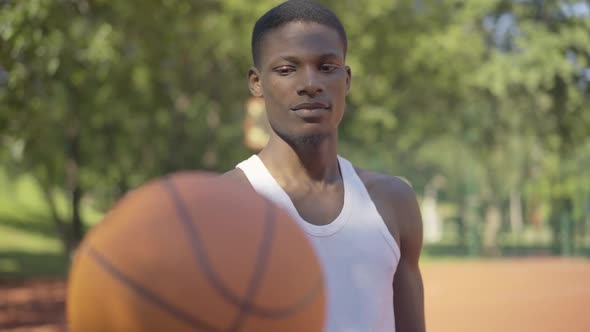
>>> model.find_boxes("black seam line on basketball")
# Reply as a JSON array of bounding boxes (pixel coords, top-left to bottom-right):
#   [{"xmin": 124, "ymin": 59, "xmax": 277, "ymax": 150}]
[
  {"xmin": 226, "ymin": 198, "xmax": 277, "ymax": 332},
  {"xmin": 85, "ymin": 245, "xmax": 222, "ymax": 332},
  {"xmin": 161, "ymin": 178, "xmax": 324, "ymax": 318}
]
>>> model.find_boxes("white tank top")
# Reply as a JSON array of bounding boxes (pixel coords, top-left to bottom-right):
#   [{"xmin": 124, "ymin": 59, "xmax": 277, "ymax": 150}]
[{"xmin": 236, "ymin": 155, "xmax": 400, "ymax": 332}]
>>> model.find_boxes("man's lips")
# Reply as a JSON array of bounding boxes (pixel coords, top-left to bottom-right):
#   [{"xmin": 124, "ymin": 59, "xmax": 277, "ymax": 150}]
[{"xmin": 291, "ymin": 102, "xmax": 330, "ymax": 111}]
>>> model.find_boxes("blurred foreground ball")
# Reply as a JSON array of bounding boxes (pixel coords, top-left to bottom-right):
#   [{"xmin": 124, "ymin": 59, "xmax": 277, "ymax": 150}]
[{"xmin": 67, "ymin": 172, "xmax": 325, "ymax": 332}]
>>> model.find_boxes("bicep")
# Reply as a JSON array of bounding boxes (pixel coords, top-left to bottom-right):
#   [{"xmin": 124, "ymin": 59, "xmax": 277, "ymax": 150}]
[{"xmin": 392, "ymin": 179, "xmax": 426, "ymax": 332}]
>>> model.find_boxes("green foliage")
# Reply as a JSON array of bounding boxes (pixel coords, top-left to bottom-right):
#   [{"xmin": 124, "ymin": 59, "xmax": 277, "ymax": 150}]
[{"xmin": 0, "ymin": 0, "xmax": 588, "ymax": 256}]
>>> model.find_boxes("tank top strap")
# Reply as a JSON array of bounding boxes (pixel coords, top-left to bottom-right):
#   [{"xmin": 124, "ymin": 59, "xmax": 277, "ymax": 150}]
[
  {"xmin": 336, "ymin": 156, "xmax": 367, "ymax": 203},
  {"xmin": 235, "ymin": 155, "xmax": 288, "ymax": 208}
]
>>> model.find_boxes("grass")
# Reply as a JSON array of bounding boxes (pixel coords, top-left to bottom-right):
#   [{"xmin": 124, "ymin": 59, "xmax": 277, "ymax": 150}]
[
  {"xmin": 0, "ymin": 169, "xmax": 102, "ymax": 279},
  {"xmin": 1, "ymin": 165, "xmax": 587, "ymax": 279}
]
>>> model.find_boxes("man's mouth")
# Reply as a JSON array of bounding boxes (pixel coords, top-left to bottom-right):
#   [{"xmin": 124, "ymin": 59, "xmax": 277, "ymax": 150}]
[{"xmin": 291, "ymin": 102, "xmax": 330, "ymax": 111}]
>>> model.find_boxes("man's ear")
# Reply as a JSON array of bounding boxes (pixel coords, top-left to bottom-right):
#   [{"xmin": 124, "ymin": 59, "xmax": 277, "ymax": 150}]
[
  {"xmin": 345, "ymin": 65, "xmax": 352, "ymax": 96},
  {"xmin": 248, "ymin": 67, "xmax": 263, "ymax": 97}
]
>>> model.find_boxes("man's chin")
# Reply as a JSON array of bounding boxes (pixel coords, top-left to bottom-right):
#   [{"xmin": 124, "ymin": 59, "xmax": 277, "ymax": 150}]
[
  {"xmin": 294, "ymin": 134, "xmax": 323, "ymax": 145},
  {"xmin": 289, "ymin": 132, "xmax": 332, "ymax": 147},
  {"xmin": 273, "ymin": 126, "xmax": 334, "ymax": 147}
]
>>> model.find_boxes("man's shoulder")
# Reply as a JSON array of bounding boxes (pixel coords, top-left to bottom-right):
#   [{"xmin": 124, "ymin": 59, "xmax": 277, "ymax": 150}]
[
  {"xmin": 354, "ymin": 167, "xmax": 417, "ymax": 203},
  {"xmin": 220, "ymin": 168, "xmax": 251, "ymax": 187},
  {"xmin": 353, "ymin": 166, "xmax": 420, "ymax": 243}
]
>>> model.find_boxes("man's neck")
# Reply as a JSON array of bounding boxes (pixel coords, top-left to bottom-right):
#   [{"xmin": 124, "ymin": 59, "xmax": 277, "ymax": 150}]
[{"xmin": 258, "ymin": 134, "xmax": 341, "ymax": 187}]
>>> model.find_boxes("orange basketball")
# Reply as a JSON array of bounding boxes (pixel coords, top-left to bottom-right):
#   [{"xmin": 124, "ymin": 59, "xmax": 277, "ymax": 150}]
[{"xmin": 67, "ymin": 172, "xmax": 325, "ymax": 332}]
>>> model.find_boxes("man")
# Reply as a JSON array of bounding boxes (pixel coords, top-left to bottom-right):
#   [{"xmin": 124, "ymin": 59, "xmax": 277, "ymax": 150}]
[{"xmin": 224, "ymin": 1, "xmax": 426, "ymax": 331}]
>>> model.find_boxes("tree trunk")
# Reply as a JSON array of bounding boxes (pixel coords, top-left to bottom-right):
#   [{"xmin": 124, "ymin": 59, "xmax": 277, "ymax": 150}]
[
  {"xmin": 117, "ymin": 174, "xmax": 129, "ymax": 200},
  {"xmin": 70, "ymin": 179, "xmax": 83, "ymax": 247},
  {"xmin": 59, "ymin": 85, "xmax": 85, "ymax": 251},
  {"xmin": 37, "ymin": 177, "xmax": 71, "ymax": 255},
  {"xmin": 66, "ymin": 119, "xmax": 84, "ymax": 249},
  {"xmin": 549, "ymin": 76, "xmax": 575, "ymax": 256},
  {"xmin": 462, "ymin": 191, "xmax": 481, "ymax": 256},
  {"xmin": 483, "ymin": 203, "xmax": 502, "ymax": 256},
  {"xmin": 509, "ymin": 189, "xmax": 523, "ymax": 234},
  {"xmin": 553, "ymin": 198, "xmax": 574, "ymax": 256}
]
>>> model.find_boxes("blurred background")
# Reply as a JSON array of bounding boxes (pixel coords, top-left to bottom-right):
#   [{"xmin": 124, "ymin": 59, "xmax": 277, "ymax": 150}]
[{"xmin": 0, "ymin": 0, "xmax": 589, "ymax": 331}]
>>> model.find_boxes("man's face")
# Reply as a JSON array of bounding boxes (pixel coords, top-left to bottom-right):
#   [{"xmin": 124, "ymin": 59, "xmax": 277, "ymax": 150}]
[{"xmin": 249, "ymin": 21, "xmax": 351, "ymax": 145}]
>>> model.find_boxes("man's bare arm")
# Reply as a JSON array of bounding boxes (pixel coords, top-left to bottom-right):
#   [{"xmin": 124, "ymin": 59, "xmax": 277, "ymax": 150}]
[
  {"xmin": 391, "ymin": 178, "xmax": 425, "ymax": 332},
  {"xmin": 359, "ymin": 170, "xmax": 426, "ymax": 332}
]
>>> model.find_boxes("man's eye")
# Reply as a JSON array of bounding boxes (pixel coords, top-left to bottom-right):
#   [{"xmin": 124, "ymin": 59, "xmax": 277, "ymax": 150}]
[
  {"xmin": 320, "ymin": 64, "xmax": 338, "ymax": 73},
  {"xmin": 274, "ymin": 66, "xmax": 294, "ymax": 75}
]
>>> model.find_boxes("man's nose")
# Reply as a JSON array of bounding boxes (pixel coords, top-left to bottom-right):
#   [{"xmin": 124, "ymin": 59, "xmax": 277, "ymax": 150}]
[{"xmin": 297, "ymin": 67, "xmax": 323, "ymax": 97}]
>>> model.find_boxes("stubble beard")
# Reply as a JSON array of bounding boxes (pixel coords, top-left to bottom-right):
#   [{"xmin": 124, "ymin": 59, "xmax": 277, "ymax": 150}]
[{"xmin": 274, "ymin": 128, "xmax": 332, "ymax": 149}]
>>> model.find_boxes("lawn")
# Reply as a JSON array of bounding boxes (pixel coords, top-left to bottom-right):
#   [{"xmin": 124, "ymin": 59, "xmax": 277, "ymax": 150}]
[
  {"xmin": 0, "ymin": 169, "xmax": 102, "ymax": 279},
  {"xmin": 1, "ymin": 166, "xmax": 587, "ymax": 278}
]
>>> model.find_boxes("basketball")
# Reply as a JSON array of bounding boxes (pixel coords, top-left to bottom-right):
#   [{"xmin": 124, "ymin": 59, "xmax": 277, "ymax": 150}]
[{"xmin": 66, "ymin": 172, "xmax": 326, "ymax": 332}]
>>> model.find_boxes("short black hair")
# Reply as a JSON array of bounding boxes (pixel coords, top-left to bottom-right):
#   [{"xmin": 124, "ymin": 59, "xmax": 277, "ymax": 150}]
[{"xmin": 251, "ymin": 0, "xmax": 348, "ymax": 67}]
